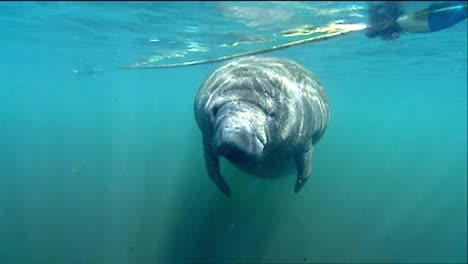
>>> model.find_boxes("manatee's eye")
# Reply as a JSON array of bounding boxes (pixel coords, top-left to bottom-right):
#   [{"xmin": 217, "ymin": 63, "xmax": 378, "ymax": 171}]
[
  {"xmin": 267, "ymin": 112, "xmax": 276, "ymax": 123},
  {"xmin": 212, "ymin": 105, "xmax": 220, "ymax": 116}
]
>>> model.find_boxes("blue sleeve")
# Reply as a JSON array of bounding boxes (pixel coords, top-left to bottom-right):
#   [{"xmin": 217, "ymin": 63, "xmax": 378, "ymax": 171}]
[{"xmin": 428, "ymin": 1, "xmax": 467, "ymax": 32}]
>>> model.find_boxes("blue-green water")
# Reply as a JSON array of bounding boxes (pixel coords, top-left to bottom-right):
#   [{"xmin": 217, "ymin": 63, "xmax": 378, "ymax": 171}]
[{"xmin": 0, "ymin": 1, "xmax": 466, "ymax": 263}]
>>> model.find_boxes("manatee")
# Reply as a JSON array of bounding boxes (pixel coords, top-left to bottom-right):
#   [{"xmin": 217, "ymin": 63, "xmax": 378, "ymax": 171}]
[{"xmin": 194, "ymin": 56, "xmax": 330, "ymax": 197}]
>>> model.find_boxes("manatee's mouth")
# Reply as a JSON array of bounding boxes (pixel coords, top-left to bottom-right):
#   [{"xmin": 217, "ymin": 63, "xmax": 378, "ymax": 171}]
[{"xmin": 216, "ymin": 135, "xmax": 264, "ymax": 164}]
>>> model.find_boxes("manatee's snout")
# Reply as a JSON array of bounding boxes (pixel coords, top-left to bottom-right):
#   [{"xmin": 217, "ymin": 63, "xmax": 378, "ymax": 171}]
[{"xmin": 214, "ymin": 121, "xmax": 264, "ymax": 164}]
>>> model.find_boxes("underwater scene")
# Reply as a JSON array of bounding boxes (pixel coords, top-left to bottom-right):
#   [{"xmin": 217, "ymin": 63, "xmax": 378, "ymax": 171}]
[{"xmin": 0, "ymin": 1, "xmax": 466, "ymax": 263}]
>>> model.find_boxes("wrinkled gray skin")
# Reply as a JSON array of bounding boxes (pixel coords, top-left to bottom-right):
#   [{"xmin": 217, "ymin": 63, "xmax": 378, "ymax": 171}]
[{"xmin": 194, "ymin": 56, "xmax": 330, "ymax": 197}]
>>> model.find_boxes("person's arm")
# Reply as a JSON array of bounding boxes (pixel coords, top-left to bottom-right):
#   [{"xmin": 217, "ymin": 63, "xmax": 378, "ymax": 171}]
[
  {"xmin": 396, "ymin": 1, "xmax": 467, "ymax": 33},
  {"xmin": 365, "ymin": 1, "xmax": 467, "ymax": 40}
]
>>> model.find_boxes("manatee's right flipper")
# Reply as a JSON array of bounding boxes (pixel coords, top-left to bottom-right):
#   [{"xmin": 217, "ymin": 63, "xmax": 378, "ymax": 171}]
[
  {"xmin": 294, "ymin": 141, "xmax": 313, "ymax": 193},
  {"xmin": 203, "ymin": 141, "xmax": 231, "ymax": 197}
]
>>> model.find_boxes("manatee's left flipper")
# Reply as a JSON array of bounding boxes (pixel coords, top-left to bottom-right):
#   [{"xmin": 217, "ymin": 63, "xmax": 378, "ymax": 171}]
[
  {"xmin": 203, "ymin": 140, "xmax": 231, "ymax": 197},
  {"xmin": 294, "ymin": 141, "xmax": 313, "ymax": 193}
]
